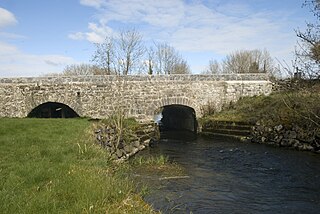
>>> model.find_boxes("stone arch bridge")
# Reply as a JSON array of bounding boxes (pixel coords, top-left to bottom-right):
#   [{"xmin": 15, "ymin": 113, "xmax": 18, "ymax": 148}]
[{"xmin": 0, "ymin": 74, "xmax": 272, "ymax": 121}]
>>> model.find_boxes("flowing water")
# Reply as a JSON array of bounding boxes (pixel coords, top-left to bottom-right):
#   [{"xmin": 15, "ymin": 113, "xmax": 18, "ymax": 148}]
[{"xmin": 138, "ymin": 136, "xmax": 320, "ymax": 214}]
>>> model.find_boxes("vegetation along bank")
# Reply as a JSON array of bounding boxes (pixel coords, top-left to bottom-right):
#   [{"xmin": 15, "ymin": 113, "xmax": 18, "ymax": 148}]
[
  {"xmin": 200, "ymin": 79, "xmax": 320, "ymax": 153},
  {"xmin": 0, "ymin": 118, "xmax": 175, "ymax": 213}
]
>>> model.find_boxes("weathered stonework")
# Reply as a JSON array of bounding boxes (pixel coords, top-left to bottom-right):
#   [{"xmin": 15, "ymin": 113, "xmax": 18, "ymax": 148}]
[{"xmin": 0, "ymin": 74, "xmax": 272, "ymax": 121}]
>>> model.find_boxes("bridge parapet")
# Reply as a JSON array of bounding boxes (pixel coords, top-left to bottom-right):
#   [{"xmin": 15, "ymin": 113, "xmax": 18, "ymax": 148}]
[{"xmin": 0, "ymin": 73, "xmax": 270, "ymax": 84}]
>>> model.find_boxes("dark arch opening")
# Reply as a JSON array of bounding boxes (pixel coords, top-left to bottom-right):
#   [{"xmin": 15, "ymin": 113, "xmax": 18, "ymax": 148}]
[
  {"xmin": 27, "ymin": 102, "xmax": 79, "ymax": 118},
  {"xmin": 157, "ymin": 104, "xmax": 197, "ymax": 140}
]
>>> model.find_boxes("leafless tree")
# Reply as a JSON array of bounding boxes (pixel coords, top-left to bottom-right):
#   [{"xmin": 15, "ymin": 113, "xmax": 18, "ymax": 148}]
[
  {"xmin": 91, "ymin": 30, "xmax": 191, "ymax": 75},
  {"xmin": 116, "ymin": 29, "xmax": 145, "ymax": 75},
  {"xmin": 62, "ymin": 63, "xmax": 102, "ymax": 76},
  {"xmin": 172, "ymin": 58, "xmax": 191, "ymax": 74},
  {"xmin": 223, "ymin": 49, "xmax": 276, "ymax": 76},
  {"xmin": 154, "ymin": 43, "xmax": 176, "ymax": 74},
  {"xmin": 145, "ymin": 46, "xmax": 155, "ymax": 75},
  {"xmin": 91, "ymin": 36, "xmax": 115, "ymax": 75},
  {"xmin": 91, "ymin": 29, "xmax": 145, "ymax": 75},
  {"xmin": 153, "ymin": 42, "xmax": 190, "ymax": 74},
  {"xmin": 295, "ymin": 0, "xmax": 320, "ymax": 79},
  {"xmin": 203, "ymin": 59, "xmax": 221, "ymax": 74},
  {"xmin": 223, "ymin": 50, "xmax": 250, "ymax": 74}
]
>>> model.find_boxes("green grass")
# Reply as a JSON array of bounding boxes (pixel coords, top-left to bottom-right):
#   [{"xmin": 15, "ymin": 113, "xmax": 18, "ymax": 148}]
[
  {"xmin": 200, "ymin": 86, "xmax": 320, "ymax": 144},
  {"xmin": 200, "ymin": 94, "xmax": 285, "ymax": 124},
  {"xmin": 131, "ymin": 155, "xmax": 169, "ymax": 166},
  {"xmin": 130, "ymin": 155, "xmax": 185, "ymax": 179},
  {"xmin": 0, "ymin": 118, "xmax": 156, "ymax": 214},
  {"xmin": 201, "ymin": 91, "xmax": 320, "ymax": 128}
]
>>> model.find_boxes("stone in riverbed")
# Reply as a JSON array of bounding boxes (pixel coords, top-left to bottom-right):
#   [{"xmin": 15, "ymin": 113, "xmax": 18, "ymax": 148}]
[
  {"xmin": 124, "ymin": 144, "xmax": 133, "ymax": 153},
  {"xmin": 274, "ymin": 135, "xmax": 283, "ymax": 143},
  {"xmin": 133, "ymin": 140, "xmax": 140, "ymax": 148},
  {"xmin": 118, "ymin": 141, "xmax": 124, "ymax": 149},
  {"xmin": 116, "ymin": 149, "xmax": 124, "ymax": 158},
  {"xmin": 138, "ymin": 145, "xmax": 145, "ymax": 150},
  {"xmin": 143, "ymin": 139, "xmax": 150, "ymax": 146},
  {"xmin": 301, "ymin": 144, "xmax": 314, "ymax": 151},
  {"xmin": 274, "ymin": 124, "xmax": 283, "ymax": 132},
  {"xmin": 280, "ymin": 138, "xmax": 298, "ymax": 147},
  {"xmin": 284, "ymin": 130, "xmax": 297, "ymax": 139}
]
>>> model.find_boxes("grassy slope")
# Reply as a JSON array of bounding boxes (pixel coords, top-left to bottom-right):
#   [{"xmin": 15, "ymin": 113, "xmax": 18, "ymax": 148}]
[
  {"xmin": 0, "ymin": 118, "xmax": 155, "ymax": 214},
  {"xmin": 202, "ymin": 93, "xmax": 289, "ymax": 124},
  {"xmin": 201, "ymin": 89, "xmax": 320, "ymax": 131}
]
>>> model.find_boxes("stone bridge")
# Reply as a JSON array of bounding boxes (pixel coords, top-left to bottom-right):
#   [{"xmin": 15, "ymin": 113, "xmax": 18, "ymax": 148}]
[{"xmin": 0, "ymin": 74, "xmax": 272, "ymax": 122}]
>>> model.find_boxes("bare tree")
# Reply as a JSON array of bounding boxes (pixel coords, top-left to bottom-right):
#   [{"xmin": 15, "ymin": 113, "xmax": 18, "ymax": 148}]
[
  {"xmin": 153, "ymin": 42, "xmax": 190, "ymax": 74},
  {"xmin": 116, "ymin": 29, "xmax": 145, "ymax": 75},
  {"xmin": 223, "ymin": 50, "xmax": 251, "ymax": 74},
  {"xmin": 62, "ymin": 64, "xmax": 102, "ymax": 76},
  {"xmin": 145, "ymin": 46, "xmax": 155, "ymax": 75},
  {"xmin": 91, "ymin": 36, "xmax": 115, "ymax": 75},
  {"xmin": 223, "ymin": 49, "xmax": 276, "ymax": 76},
  {"xmin": 295, "ymin": 0, "xmax": 320, "ymax": 79},
  {"xmin": 172, "ymin": 58, "xmax": 191, "ymax": 74},
  {"xmin": 91, "ymin": 29, "xmax": 191, "ymax": 75},
  {"xmin": 154, "ymin": 43, "xmax": 176, "ymax": 74},
  {"xmin": 203, "ymin": 59, "xmax": 221, "ymax": 74},
  {"xmin": 91, "ymin": 29, "xmax": 145, "ymax": 75}
]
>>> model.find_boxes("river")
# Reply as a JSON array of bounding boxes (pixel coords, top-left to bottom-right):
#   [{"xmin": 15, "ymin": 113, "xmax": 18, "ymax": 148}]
[{"xmin": 138, "ymin": 136, "xmax": 320, "ymax": 213}]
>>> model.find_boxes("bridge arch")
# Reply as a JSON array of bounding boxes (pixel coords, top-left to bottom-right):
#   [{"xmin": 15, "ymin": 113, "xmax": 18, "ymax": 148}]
[
  {"xmin": 159, "ymin": 104, "xmax": 197, "ymax": 131},
  {"xmin": 152, "ymin": 97, "xmax": 201, "ymax": 118},
  {"xmin": 27, "ymin": 102, "xmax": 79, "ymax": 118},
  {"xmin": 152, "ymin": 97, "xmax": 199, "ymax": 139}
]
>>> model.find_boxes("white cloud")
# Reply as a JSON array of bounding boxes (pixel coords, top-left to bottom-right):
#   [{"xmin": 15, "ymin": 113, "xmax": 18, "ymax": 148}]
[
  {"xmin": 43, "ymin": 55, "xmax": 77, "ymax": 67},
  {"xmin": 71, "ymin": 0, "xmax": 186, "ymax": 41},
  {"xmin": 68, "ymin": 32, "xmax": 85, "ymax": 40},
  {"xmin": 0, "ymin": 32, "xmax": 26, "ymax": 40},
  {"xmin": 0, "ymin": 54, "xmax": 77, "ymax": 77},
  {"xmin": 0, "ymin": 42, "xmax": 77, "ymax": 77},
  {"xmin": 0, "ymin": 41, "xmax": 18, "ymax": 54},
  {"xmin": 80, "ymin": 0, "xmax": 103, "ymax": 9},
  {"xmin": 0, "ymin": 8, "xmax": 79, "ymax": 77},
  {"xmin": 0, "ymin": 8, "xmax": 17, "ymax": 28},
  {"xmin": 171, "ymin": 10, "xmax": 287, "ymax": 52},
  {"xmin": 73, "ymin": 0, "xmax": 299, "ymax": 71},
  {"xmin": 103, "ymin": 0, "xmax": 185, "ymax": 28},
  {"xmin": 69, "ymin": 22, "xmax": 113, "ymax": 43}
]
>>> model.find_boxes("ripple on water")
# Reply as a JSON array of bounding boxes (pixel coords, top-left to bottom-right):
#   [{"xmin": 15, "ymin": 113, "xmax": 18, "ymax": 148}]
[{"xmin": 141, "ymin": 136, "xmax": 320, "ymax": 214}]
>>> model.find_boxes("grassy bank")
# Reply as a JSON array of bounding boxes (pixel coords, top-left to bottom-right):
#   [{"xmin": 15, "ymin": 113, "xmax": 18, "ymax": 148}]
[
  {"xmin": 0, "ymin": 118, "xmax": 156, "ymax": 213},
  {"xmin": 201, "ymin": 82, "xmax": 320, "ymax": 147},
  {"xmin": 201, "ymin": 89, "xmax": 320, "ymax": 128},
  {"xmin": 202, "ymin": 93, "xmax": 297, "ymax": 125}
]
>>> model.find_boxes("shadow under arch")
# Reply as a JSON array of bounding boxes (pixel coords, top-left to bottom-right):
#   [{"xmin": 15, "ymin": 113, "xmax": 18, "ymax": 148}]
[
  {"xmin": 27, "ymin": 102, "xmax": 79, "ymax": 118},
  {"xmin": 156, "ymin": 104, "xmax": 197, "ymax": 141}
]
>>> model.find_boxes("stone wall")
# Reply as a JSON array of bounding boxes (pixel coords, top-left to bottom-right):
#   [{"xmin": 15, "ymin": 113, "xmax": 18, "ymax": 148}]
[
  {"xmin": 251, "ymin": 123, "xmax": 320, "ymax": 153},
  {"xmin": 0, "ymin": 74, "xmax": 272, "ymax": 121}
]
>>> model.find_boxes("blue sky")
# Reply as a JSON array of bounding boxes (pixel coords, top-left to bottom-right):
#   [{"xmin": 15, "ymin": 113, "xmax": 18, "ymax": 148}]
[{"xmin": 0, "ymin": 0, "xmax": 315, "ymax": 77}]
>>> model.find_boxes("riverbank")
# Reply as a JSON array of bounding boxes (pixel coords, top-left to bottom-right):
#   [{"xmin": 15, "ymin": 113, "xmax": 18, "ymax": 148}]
[
  {"xmin": 200, "ymin": 80, "xmax": 320, "ymax": 153},
  {"xmin": 0, "ymin": 118, "xmax": 159, "ymax": 213},
  {"xmin": 93, "ymin": 116, "xmax": 159, "ymax": 161}
]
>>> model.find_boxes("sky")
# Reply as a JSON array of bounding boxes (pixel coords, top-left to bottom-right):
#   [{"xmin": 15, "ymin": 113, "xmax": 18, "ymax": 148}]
[{"xmin": 0, "ymin": 0, "xmax": 316, "ymax": 77}]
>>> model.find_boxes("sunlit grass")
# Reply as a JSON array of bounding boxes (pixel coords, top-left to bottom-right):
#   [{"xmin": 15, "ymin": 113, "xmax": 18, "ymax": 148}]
[
  {"xmin": 0, "ymin": 118, "xmax": 156, "ymax": 213},
  {"xmin": 130, "ymin": 154, "xmax": 185, "ymax": 180},
  {"xmin": 201, "ymin": 91, "xmax": 320, "ymax": 128},
  {"xmin": 132, "ymin": 155, "xmax": 169, "ymax": 166}
]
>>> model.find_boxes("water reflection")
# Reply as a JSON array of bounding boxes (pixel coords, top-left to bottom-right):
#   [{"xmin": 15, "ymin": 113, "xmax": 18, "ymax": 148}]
[{"xmin": 140, "ymin": 136, "xmax": 320, "ymax": 213}]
